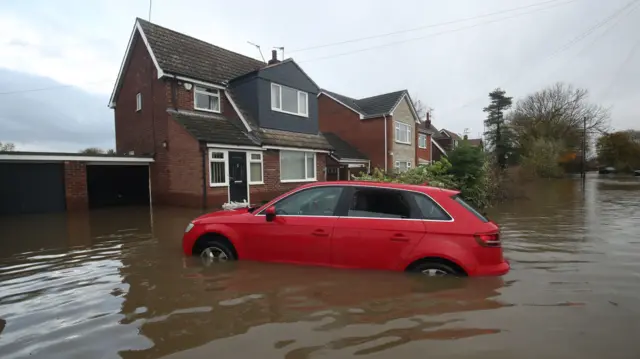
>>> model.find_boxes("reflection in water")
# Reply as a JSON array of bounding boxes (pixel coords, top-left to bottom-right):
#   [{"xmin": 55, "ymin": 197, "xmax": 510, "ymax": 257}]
[{"xmin": 0, "ymin": 176, "xmax": 640, "ymax": 359}]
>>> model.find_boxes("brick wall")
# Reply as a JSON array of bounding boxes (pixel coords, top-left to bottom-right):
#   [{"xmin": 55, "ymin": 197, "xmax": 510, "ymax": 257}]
[
  {"xmin": 64, "ymin": 161, "xmax": 88, "ymax": 211},
  {"xmin": 250, "ymin": 150, "xmax": 327, "ymax": 205},
  {"xmin": 319, "ymin": 94, "xmax": 388, "ymax": 171},
  {"xmin": 416, "ymin": 132, "xmax": 431, "ymax": 164}
]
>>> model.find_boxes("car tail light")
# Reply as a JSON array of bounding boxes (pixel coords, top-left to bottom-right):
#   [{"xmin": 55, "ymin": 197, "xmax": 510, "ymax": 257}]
[{"xmin": 475, "ymin": 232, "xmax": 501, "ymax": 247}]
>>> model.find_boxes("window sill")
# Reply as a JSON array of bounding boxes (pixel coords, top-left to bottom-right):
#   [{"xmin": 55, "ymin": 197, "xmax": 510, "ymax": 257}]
[
  {"xmin": 271, "ymin": 107, "xmax": 308, "ymax": 118},
  {"xmin": 209, "ymin": 183, "xmax": 228, "ymax": 188},
  {"xmin": 195, "ymin": 107, "xmax": 221, "ymax": 114},
  {"xmin": 418, "ymin": 146, "xmax": 427, "ymax": 149},
  {"xmin": 280, "ymin": 178, "xmax": 317, "ymax": 184},
  {"xmin": 249, "ymin": 182, "xmax": 265, "ymax": 185},
  {"xmin": 395, "ymin": 140, "xmax": 412, "ymax": 145}
]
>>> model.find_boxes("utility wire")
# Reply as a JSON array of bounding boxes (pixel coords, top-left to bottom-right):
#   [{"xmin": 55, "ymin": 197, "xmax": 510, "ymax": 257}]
[
  {"xmin": 600, "ymin": 35, "xmax": 640, "ymax": 99},
  {"xmin": 298, "ymin": 0, "xmax": 578, "ymax": 64},
  {"xmin": 443, "ymin": 0, "xmax": 639, "ymax": 114},
  {"xmin": 290, "ymin": 0, "xmax": 572, "ymax": 53},
  {"xmin": 0, "ymin": 79, "xmax": 112, "ymax": 96}
]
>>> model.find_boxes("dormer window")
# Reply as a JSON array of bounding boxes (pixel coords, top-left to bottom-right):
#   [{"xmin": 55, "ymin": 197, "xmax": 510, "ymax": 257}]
[
  {"xmin": 194, "ymin": 86, "xmax": 221, "ymax": 113},
  {"xmin": 271, "ymin": 83, "xmax": 308, "ymax": 117}
]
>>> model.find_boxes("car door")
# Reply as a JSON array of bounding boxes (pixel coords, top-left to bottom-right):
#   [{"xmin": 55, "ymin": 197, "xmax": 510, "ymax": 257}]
[
  {"xmin": 244, "ymin": 186, "xmax": 346, "ymax": 266},
  {"xmin": 332, "ymin": 187, "xmax": 427, "ymax": 270}
]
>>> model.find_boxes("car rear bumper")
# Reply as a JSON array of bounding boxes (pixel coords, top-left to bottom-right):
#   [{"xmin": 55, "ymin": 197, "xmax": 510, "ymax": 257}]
[{"xmin": 475, "ymin": 260, "xmax": 510, "ymax": 276}]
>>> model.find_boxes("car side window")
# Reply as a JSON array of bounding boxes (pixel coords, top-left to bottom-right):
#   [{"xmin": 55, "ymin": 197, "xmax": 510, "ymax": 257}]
[
  {"xmin": 272, "ymin": 186, "xmax": 344, "ymax": 216},
  {"xmin": 411, "ymin": 193, "xmax": 452, "ymax": 221},
  {"xmin": 347, "ymin": 188, "xmax": 411, "ymax": 219}
]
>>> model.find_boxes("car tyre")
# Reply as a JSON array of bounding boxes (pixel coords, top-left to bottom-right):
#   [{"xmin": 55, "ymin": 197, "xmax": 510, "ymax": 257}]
[
  {"xmin": 412, "ymin": 262, "xmax": 459, "ymax": 277},
  {"xmin": 197, "ymin": 238, "xmax": 236, "ymax": 266}
]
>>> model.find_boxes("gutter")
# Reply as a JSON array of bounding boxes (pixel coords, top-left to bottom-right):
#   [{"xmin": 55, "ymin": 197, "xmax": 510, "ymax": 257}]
[
  {"xmin": 201, "ymin": 144, "xmax": 207, "ymax": 210},
  {"xmin": 383, "ymin": 114, "xmax": 388, "ymax": 172}
]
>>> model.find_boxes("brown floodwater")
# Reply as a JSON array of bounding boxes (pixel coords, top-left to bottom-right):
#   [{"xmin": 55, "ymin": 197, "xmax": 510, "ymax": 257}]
[{"xmin": 1, "ymin": 175, "xmax": 639, "ymax": 359}]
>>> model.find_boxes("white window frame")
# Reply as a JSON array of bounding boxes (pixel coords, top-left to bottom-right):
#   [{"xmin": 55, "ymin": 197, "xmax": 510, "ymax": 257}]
[
  {"xmin": 209, "ymin": 149, "xmax": 229, "ymax": 187},
  {"xmin": 194, "ymin": 86, "xmax": 221, "ymax": 113},
  {"xmin": 395, "ymin": 160, "xmax": 412, "ymax": 172},
  {"xmin": 280, "ymin": 151, "xmax": 316, "ymax": 183},
  {"xmin": 418, "ymin": 134, "xmax": 427, "ymax": 149},
  {"xmin": 247, "ymin": 151, "xmax": 264, "ymax": 185},
  {"xmin": 395, "ymin": 121, "xmax": 412, "ymax": 145},
  {"xmin": 271, "ymin": 83, "xmax": 309, "ymax": 118},
  {"xmin": 136, "ymin": 92, "xmax": 142, "ymax": 112}
]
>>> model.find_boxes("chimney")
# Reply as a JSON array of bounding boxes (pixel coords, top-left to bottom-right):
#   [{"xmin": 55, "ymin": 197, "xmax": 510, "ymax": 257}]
[
  {"xmin": 425, "ymin": 112, "xmax": 431, "ymax": 127},
  {"xmin": 268, "ymin": 50, "xmax": 280, "ymax": 65}
]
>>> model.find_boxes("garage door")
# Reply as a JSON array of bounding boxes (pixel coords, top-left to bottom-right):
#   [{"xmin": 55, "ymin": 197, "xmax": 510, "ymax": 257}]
[
  {"xmin": 0, "ymin": 163, "xmax": 66, "ymax": 215},
  {"xmin": 87, "ymin": 165, "xmax": 149, "ymax": 208}
]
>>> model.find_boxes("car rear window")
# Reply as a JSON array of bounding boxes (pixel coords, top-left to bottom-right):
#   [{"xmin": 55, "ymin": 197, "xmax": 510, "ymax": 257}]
[{"xmin": 452, "ymin": 195, "xmax": 489, "ymax": 223}]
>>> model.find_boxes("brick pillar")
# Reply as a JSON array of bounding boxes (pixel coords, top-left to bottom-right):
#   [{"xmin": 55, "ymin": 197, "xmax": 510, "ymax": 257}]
[{"xmin": 64, "ymin": 161, "xmax": 88, "ymax": 211}]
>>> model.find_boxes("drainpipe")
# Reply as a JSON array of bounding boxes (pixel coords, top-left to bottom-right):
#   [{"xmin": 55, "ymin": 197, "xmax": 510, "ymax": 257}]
[
  {"xmin": 201, "ymin": 144, "xmax": 207, "ymax": 210},
  {"xmin": 383, "ymin": 114, "xmax": 388, "ymax": 172}
]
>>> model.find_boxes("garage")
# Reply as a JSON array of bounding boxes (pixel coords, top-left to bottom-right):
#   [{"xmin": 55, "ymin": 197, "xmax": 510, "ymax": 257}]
[
  {"xmin": 0, "ymin": 152, "xmax": 154, "ymax": 216},
  {"xmin": 87, "ymin": 165, "xmax": 150, "ymax": 208},
  {"xmin": 0, "ymin": 162, "xmax": 66, "ymax": 215}
]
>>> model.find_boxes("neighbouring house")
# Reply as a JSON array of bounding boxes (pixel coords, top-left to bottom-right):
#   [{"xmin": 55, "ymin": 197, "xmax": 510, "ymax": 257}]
[
  {"xmin": 318, "ymin": 89, "xmax": 421, "ymax": 174},
  {"xmin": 465, "ymin": 138, "xmax": 484, "ymax": 149},
  {"xmin": 109, "ymin": 18, "xmax": 332, "ymax": 208},
  {"xmin": 435, "ymin": 128, "xmax": 463, "ymax": 152},
  {"xmin": 415, "ymin": 113, "xmax": 447, "ymax": 166},
  {"xmin": 323, "ymin": 132, "xmax": 370, "ymax": 180}
]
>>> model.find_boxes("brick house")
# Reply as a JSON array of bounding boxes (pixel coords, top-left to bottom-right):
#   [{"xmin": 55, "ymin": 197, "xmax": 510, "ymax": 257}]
[
  {"xmin": 434, "ymin": 129, "xmax": 463, "ymax": 152},
  {"xmin": 318, "ymin": 89, "xmax": 421, "ymax": 174},
  {"xmin": 109, "ymin": 18, "xmax": 332, "ymax": 208}
]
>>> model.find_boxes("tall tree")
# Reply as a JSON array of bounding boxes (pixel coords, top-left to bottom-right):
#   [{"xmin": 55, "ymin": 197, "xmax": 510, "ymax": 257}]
[
  {"xmin": 597, "ymin": 131, "xmax": 640, "ymax": 171},
  {"xmin": 509, "ymin": 83, "xmax": 609, "ymax": 156},
  {"xmin": 483, "ymin": 88, "xmax": 513, "ymax": 168},
  {"xmin": 0, "ymin": 142, "xmax": 16, "ymax": 151}
]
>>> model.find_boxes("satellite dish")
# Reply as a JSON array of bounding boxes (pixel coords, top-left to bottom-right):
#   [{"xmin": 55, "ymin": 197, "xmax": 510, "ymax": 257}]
[{"xmin": 184, "ymin": 83, "xmax": 193, "ymax": 90}]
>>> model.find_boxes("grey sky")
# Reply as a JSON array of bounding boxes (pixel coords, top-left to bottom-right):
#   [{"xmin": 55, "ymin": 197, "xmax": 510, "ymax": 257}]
[{"xmin": 0, "ymin": 0, "xmax": 638, "ymax": 150}]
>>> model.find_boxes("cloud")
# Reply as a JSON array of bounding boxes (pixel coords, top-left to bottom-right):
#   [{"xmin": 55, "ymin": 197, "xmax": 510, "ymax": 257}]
[
  {"xmin": 0, "ymin": 0, "xmax": 638, "ymax": 152},
  {"xmin": 0, "ymin": 69, "xmax": 114, "ymax": 152}
]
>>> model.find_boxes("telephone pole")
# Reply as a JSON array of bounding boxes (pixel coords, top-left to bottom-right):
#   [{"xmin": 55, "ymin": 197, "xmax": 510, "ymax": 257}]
[{"xmin": 582, "ymin": 116, "xmax": 587, "ymax": 180}]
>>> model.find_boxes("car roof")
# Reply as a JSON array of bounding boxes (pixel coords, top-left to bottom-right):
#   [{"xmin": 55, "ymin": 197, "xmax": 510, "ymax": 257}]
[{"xmin": 302, "ymin": 181, "xmax": 459, "ymax": 196}]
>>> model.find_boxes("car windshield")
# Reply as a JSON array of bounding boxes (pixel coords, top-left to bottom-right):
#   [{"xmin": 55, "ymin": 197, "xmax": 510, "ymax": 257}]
[{"xmin": 452, "ymin": 195, "xmax": 489, "ymax": 223}]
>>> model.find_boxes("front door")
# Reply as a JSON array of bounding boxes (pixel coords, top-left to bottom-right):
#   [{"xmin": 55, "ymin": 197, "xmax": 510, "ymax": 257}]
[{"xmin": 228, "ymin": 152, "xmax": 248, "ymax": 203}]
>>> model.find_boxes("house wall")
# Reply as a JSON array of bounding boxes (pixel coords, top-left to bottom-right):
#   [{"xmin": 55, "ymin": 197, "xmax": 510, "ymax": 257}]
[
  {"xmin": 436, "ymin": 136, "xmax": 454, "ymax": 152},
  {"xmin": 318, "ymin": 94, "xmax": 387, "ymax": 171},
  {"xmin": 228, "ymin": 76, "xmax": 259, "ymax": 127},
  {"xmin": 390, "ymin": 97, "xmax": 417, "ymax": 168},
  {"xmin": 255, "ymin": 78, "xmax": 319, "ymax": 134},
  {"xmin": 248, "ymin": 151, "xmax": 327, "ymax": 205},
  {"xmin": 416, "ymin": 133, "xmax": 431, "ymax": 164}
]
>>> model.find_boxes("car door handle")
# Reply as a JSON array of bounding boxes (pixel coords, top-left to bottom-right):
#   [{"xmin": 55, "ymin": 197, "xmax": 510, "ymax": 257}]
[
  {"xmin": 390, "ymin": 234, "xmax": 409, "ymax": 242},
  {"xmin": 311, "ymin": 229, "xmax": 330, "ymax": 237}
]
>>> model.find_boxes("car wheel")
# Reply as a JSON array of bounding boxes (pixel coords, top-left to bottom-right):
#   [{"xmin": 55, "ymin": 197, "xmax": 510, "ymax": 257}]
[
  {"xmin": 412, "ymin": 262, "xmax": 459, "ymax": 277},
  {"xmin": 198, "ymin": 240, "xmax": 236, "ymax": 266}
]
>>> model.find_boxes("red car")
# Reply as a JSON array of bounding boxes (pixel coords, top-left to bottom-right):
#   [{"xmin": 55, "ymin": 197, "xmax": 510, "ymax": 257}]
[{"xmin": 182, "ymin": 181, "xmax": 509, "ymax": 277}]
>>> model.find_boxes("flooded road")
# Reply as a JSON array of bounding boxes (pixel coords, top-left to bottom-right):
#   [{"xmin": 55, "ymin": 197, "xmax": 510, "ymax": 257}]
[{"xmin": 1, "ymin": 175, "xmax": 639, "ymax": 359}]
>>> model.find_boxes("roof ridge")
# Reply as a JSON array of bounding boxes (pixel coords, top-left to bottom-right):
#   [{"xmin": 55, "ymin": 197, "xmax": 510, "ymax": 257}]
[
  {"xmin": 136, "ymin": 18, "xmax": 264, "ymax": 67},
  {"xmin": 356, "ymin": 89, "xmax": 407, "ymax": 102}
]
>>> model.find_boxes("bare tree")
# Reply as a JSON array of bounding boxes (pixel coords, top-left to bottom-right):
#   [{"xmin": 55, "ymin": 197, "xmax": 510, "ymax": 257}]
[
  {"xmin": 412, "ymin": 99, "xmax": 427, "ymax": 120},
  {"xmin": 509, "ymin": 83, "xmax": 610, "ymax": 153},
  {"xmin": 0, "ymin": 142, "xmax": 16, "ymax": 151}
]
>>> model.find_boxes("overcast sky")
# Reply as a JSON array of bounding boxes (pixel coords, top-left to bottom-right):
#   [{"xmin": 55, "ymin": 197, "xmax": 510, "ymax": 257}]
[{"xmin": 1, "ymin": 0, "xmax": 638, "ymax": 151}]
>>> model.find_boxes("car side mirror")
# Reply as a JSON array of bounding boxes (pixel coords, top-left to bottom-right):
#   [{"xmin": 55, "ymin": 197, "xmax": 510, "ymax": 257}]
[{"xmin": 265, "ymin": 206, "xmax": 276, "ymax": 222}]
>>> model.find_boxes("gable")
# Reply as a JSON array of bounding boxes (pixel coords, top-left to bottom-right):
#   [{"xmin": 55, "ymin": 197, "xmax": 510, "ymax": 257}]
[
  {"xmin": 391, "ymin": 96, "xmax": 419, "ymax": 123},
  {"xmin": 257, "ymin": 60, "xmax": 319, "ymax": 93}
]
